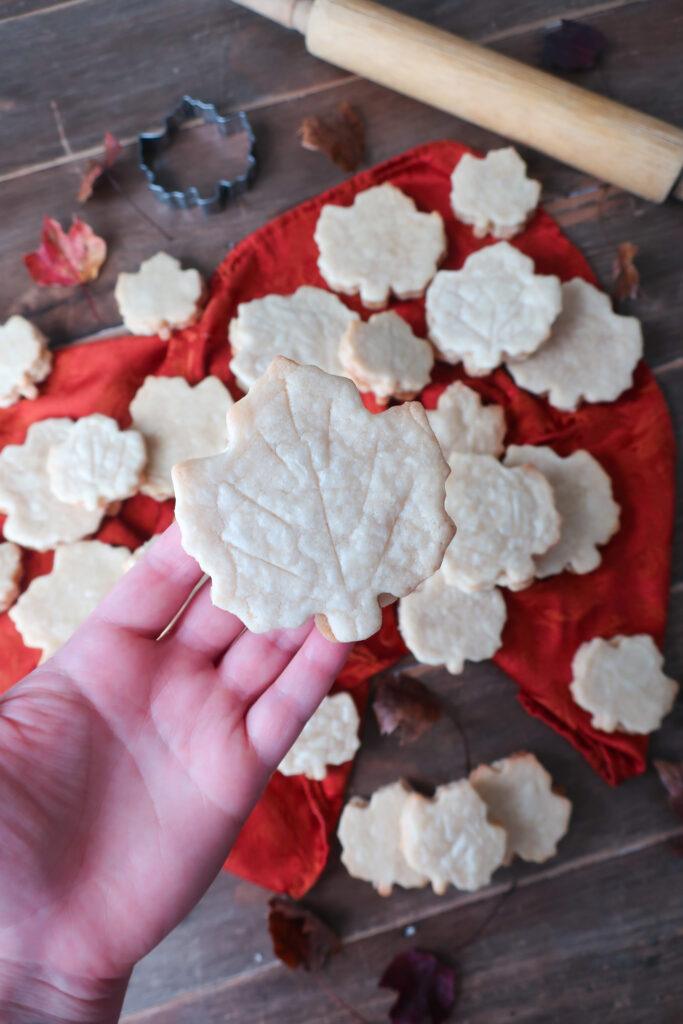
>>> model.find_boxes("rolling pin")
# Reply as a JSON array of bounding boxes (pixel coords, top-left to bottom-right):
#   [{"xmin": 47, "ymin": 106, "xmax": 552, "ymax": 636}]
[{"xmin": 232, "ymin": 0, "xmax": 683, "ymax": 203}]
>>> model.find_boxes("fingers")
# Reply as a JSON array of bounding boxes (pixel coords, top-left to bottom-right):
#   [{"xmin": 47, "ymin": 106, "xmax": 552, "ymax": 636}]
[
  {"xmin": 245, "ymin": 626, "xmax": 353, "ymax": 771},
  {"xmin": 168, "ymin": 581, "xmax": 245, "ymax": 659},
  {"xmin": 219, "ymin": 619, "xmax": 315, "ymax": 704},
  {"xmin": 92, "ymin": 522, "xmax": 204, "ymax": 639}
]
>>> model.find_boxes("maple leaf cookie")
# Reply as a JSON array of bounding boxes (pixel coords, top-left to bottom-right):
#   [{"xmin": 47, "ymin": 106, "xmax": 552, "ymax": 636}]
[
  {"xmin": 229, "ymin": 286, "xmax": 358, "ymax": 393},
  {"xmin": 0, "ymin": 315, "xmax": 52, "ymax": 409},
  {"xmin": 172, "ymin": 357, "xmax": 454, "ymax": 643},
  {"xmin": 47, "ymin": 413, "xmax": 146, "ymax": 510},
  {"xmin": 9, "ymin": 541, "xmax": 130, "ymax": 661},
  {"xmin": 278, "ymin": 692, "xmax": 360, "ymax": 780},
  {"xmin": 426, "ymin": 381, "xmax": 505, "ymax": 459},
  {"xmin": 0, "ymin": 419, "xmax": 104, "ymax": 551},
  {"xmin": 426, "ymin": 243, "xmax": 562, "ymax": 375},
  {"xmin": 470, "ymin": 753, "xmax": 572, "ymax": 865},
  {"xmin": 506, "ymin": 278, "xmax": 643, "ymax": 410},
  {"xmin": 338, "ymin": 311, "xmax": 434, "ymax": 403},
  {"xmin": 0, "ymin": 542, "xmax": 22, "ymax": 613},
  {"xmin": 400, "ymin": 780, "xmax": 507, "ymax": 893},
  {"xmin": 504, "ymin": 445, "xmax": 619, "ymax": 578},
  {"xmin": 129, "ymin": 376, "xmax": 233, "ymax": 500},
  {"xmin": 442, "ymin": 454, "xmax": 560, "ymax": 592},
  {"xmin": 450, "ymin": 148, "xmax": 541, "ymax": 239},
  {"xmin": 114, "ymin": 252, "xmax": 206, "ymax": 339},
  {"xmin": 398, "ymin": 567, "xmax": 506, "ymax": 674},
  {"xmin": 337, "ymin": 780, "xmax": 428, "ymax": 895},
  {"xmin": 314, "ymin": 183, "xmax": 446, "ymax": 308},
  {"xmin": 569, "ymin": 634, "xmax": 678, "ymax": 734}
]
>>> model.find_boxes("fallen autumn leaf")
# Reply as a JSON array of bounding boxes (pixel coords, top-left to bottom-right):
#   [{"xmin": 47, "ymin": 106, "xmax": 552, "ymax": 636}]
[
  {"xmin": 373, "ymin": 672, "xmax": 442, "ymax": 745},
  {"xmin": 299, "ymin": 102, "xmax": 365, "ymax": 173},
  {"xmin": 24, "ymin": 215, "xmax": 106, "ymax": 288},
  {"xmin": 78, "ymin": 132, "xmax": 122, "ymax": 202},
  {"xmin": 379, "ymin": 949, "xmax": 457, "ymax": 1024},
  {"xmin": 268, "ymin": 896, "xmax": 341, "ymax": 972}
]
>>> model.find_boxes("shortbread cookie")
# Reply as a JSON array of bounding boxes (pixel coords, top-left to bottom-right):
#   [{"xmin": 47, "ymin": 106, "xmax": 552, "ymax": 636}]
[
  {"xmin": 400, "ymin": 780, "xmax": 507, "ymax": 893},
  {"xmin": 278, "ymin": 692, "xmax": 360, "ymax": 780},
  {"xmin": 506, "ymin": 279, "xmax": 643, "ymax": 410},
  {"xmin": 569, "ymin": 634, "xmax": 678, "ymax": 734},
  {"xmin": 398, "ymin": 567, "xmax": 506, "ymax": 674},
  {"xmin": 450, "ymin": 148, "xmax": 541, "ymax": 239},
  {"xmin": 426, "ymin": 244, "xmax": 562, "ymax": 375},
  {"xmin": 129, "ymin": 376, "xmax": 233, "ymax": 500},
  {"xmin": 442, "ymin": 454, "xmax": 560, "ymax": 592},
  {"xmin": 338, "ymin": 311, "xmax": 434, "ymax": 403},
  {"xmin": 0, "ymin": 420, "xmax": 104, "ymax": 551},
  {"xmin": 504, "ymin": 445, "xmax": 619, "ymax": 578},
  {"xmin": 470, "ymin": 753, "xmax": 572, "ymax": 865},
  {"xmin": 47, "ymin": 414, "xmax": 146, "ymax": 511},
  {"xmin": 0, "ymin": 316, "xmax": 52, "ymax": 409},
  {"xmin": 315, "ymin": 183, "xmax": 446, "ymax": 308},
  {"xmin": 426, "ymin": 382, "xmax": 506, "ymax": 459},
  {"xmin": 114, "ymin": 252, "xmax": 206, "ymax": 339},
  {"xmin": 0, "ymin": 542, "xmax": 22, "ymax": 613},
  {"xmin": 337, "ymin": 780, "xmax": 428, "ymax": 895},
  {"xmin": 173, "ymin": 357, "xmax": 453, "ymax": 643},
  {"xmin": 9, "ymin": 541, "xmax": 130, "ymax": 661},
  {"xmin": 229, "ymin": 286, "xmax": 358, "ymax": 393}
]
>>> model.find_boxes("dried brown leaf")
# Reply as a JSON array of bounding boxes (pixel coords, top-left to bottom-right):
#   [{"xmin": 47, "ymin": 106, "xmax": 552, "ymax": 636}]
[
  {"xmin": 78, "ymin": 132, "xmax": 122, "ymax": 202},
  {"xmin": 373, "ymin": 673, "xmax": 442, "ymax": 745},
  {"xmin": 612, "ymin": 242, "xmax": 639, "ymax": 305},
  {"xmin": 268, "ymin": 896, "xmax": 340, "ymax": 972},
  {"xmin": 299, "ymin": 102, "xmax": 364, "ymax": 173}
]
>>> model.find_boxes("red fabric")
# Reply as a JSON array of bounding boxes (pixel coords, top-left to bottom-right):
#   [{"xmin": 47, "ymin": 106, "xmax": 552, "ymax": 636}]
[{"xmin": 0, "ymin": 141, "xmax": 675, "ymax": 896}]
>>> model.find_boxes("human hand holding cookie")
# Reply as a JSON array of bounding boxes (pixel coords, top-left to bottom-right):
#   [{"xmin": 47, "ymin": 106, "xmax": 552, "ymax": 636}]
[{"xmin": 0, "ymin": 523, "xmax": 351, "ymax": 1021}]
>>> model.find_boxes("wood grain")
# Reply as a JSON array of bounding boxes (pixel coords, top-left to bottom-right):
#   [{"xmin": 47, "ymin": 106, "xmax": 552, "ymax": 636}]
[{"xmin": 121, "ymin": 843, "xmax": 683, "ymax": 1022}]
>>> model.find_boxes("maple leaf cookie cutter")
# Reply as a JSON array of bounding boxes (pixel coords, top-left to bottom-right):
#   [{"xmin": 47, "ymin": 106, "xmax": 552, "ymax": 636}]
[{"xmin": 138, "ymin": 95, "xmax": 256, "ymax": 214}]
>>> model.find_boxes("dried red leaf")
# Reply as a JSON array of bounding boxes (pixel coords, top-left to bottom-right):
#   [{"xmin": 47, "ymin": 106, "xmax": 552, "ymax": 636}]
[
  {"xmin": 78, "ymin": 132, "xmax": 122, "ymax": 202},
  {"xmin": 373, "ymin": 673, "xmax": 442, "ymax": 745},
  {"xmin": 540, "ymin": 20, "xmax": 606, "ymax": 71},
  {"xmin": 24, "ymin": 216, "xmax": 106, "ymax": 288},
  {"xmin": 268, "ymin": 896, "xmax": 340, "ymax": 972},
  {"xmin": 379, "ymin": 950, "xmax": 457, "ymax": 1024},
  {"xmin": 299, "ymin": 102, "xmax": 365, "ymax": 173},
  {"xmin": 612, "ymin": 242, "xmax": 639, "ymax": 305}
]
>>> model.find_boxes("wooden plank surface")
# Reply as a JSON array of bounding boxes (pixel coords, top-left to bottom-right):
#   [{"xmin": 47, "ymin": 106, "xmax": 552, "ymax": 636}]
[{"xmin": 2, "ymin": 0, "xmax": 682, "ymax": 1020}]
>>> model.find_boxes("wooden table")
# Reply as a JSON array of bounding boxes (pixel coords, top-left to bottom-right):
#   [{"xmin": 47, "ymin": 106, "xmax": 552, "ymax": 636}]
[{"xmin": 2, "ymin": 1, "xmax": 683, "ymax": 1020}]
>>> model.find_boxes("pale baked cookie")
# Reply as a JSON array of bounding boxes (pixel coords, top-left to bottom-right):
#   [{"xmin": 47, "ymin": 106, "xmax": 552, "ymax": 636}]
[
  {"xmin": 398, "ymin": 567, "xmax": 506, "ymax": 674},
  {"xmin": 506, "ymin": 279, "xmax": 643, "ymax": 410},
  {"xmin": 400, "ymin": 780, "xmax": 507, "ymax": 893},
  {"xmin": 9, "ymin": 541, "xmax": 130, "ymax": 661},
  {"xmin": 338, "ymin": 311, "xmax": 434, "ymax": 403},
  {"xmin": 114, "ymin": 252, "xmax": 206, "ymax": 339},
  {"xmin": 314, "ymin": 183, "xmax": 446, "ymax": 308},
  {"xmin": 47, "ymin": 414, "xmax": 147, "ymax": 511},
  {"xmin": 425, "ymin": 244, "xmax": 562, "ymax": 375},
  {"xmin": 470, "ymin": 753, "xmax": 572, "ymax": 865},
  {"xmin": 229, "ymin": 286, "xmax": 358, "ymax": 393},
  {"xmin": 442, "ymin": 454, "xmax": 560, "ymax": 592},
  {"xmin": 337, "ymin": 780, "xmax": 428, "ymax": 895},
  {"xmin": 129, "ymin": 376, "xmax": 233, "ymax": 500},
  {"xmin": 0, "ymin": 542, "xmax": 22, "ymax": 613},
  {"xmin": 173, "ymin": 357, "xmax": 453, "ymax": 643},
  {"xmin": 0, "ymin": 420, "xmax": 104, "ymax": 551},
  {"xmin": 426, "ymin": 381, "xmax": 506, "ymax": 459},
  {"xmin": 569, "ymin": 634, "xmax": 678, "ymax": 734},
  {"xmin": 0, "ymin": 316, "xmax": 52, "ymax": 409},
  {"xmin": 504, "ymin": 445, "xmax": 619, "ymax": 578},
  {"xmin": 449, "ymin": 148, "xmax": 541, "ymax": 239},
  {"xmin": 278, "ymin": 692, "xmax": 360, "ymax": 780}
]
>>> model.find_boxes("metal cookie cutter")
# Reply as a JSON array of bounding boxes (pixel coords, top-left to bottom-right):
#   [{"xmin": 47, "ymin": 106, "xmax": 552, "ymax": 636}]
[{"xmin": 138, "ymin": 95, "xmax": 256, "ymax": 214}]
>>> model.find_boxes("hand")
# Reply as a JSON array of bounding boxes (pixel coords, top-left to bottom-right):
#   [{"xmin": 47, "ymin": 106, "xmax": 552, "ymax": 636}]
[{"xmin": 0, "ymin": 523, "xmax": 351, "ymax": 1022}]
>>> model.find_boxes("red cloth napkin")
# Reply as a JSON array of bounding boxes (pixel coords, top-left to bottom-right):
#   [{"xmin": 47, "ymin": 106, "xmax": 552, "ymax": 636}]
[{"xmin": 0, "ymin": 140, "xmax": 674, "ymax": 897}]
